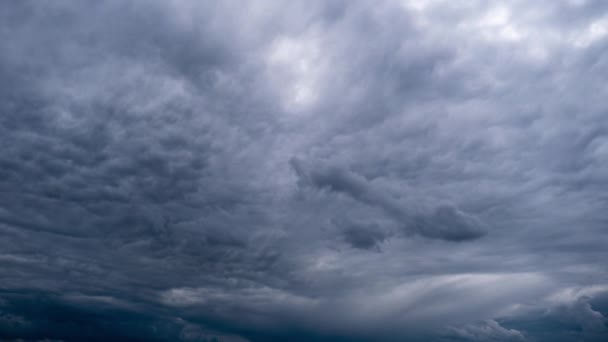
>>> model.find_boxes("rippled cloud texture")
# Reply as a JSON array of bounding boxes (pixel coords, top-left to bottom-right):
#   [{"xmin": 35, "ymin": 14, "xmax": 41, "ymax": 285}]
[{"xmin": 1, "ymin": 1, "xmax": 608, "ymax": 341}]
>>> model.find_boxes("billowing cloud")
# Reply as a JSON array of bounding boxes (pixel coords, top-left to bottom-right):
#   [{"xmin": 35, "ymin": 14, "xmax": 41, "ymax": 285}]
[
  {"xmin": 1, "ymin": 0, "xmax": 608, "ymax": 341},
  {"xmin": 291, "ymin": 158, "xmax": 486, "ymax": 241}
]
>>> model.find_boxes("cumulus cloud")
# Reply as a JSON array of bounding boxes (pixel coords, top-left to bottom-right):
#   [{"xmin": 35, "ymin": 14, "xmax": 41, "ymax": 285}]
[{"xmin": 1, "ymin": 0, "xmax": 608, "ymax": 341}]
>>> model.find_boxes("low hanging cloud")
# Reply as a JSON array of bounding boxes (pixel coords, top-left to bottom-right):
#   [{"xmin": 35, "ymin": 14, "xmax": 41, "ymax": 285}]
[
  {"xmin": 439, "ymin": 319, "xmax": 528, "ymax": 342},
  {"xmin": 340, "ymin": 221, "xmax": 389, "ymax": 251},
  {"xmin": 291, "ymin": 158, "xmax": 486, "ymax": 241}
]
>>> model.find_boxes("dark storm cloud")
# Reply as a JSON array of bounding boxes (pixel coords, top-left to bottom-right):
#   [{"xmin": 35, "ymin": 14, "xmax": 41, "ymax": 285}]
[
  {"xmin": 291, "ymin": 158, "xmax": 485, "ymax": 241},
  {"xmin": 340, "ymin": 221, "xmax": 388, "ymax": 251},
  {"xmin": 1, "ymin": 0, "xmax": 608, "ymax": 341},
  {"xmin": 496, "ymin": 291, "xmax": 608, "ymax": 342}
]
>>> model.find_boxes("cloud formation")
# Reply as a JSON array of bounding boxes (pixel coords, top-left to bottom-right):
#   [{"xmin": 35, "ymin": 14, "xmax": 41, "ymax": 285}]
[
  {"xmin": 291, "ymin": 158, "xmax": 486, "ymax": 241},
  {"xmin": 1, "ymin": 0, "xmax": 608, "ymax": 341}
]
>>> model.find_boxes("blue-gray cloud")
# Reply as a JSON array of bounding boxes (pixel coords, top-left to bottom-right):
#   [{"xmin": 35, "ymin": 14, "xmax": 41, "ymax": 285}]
[
  {"xmin": 291, "ymin": 158, "xmax": 486, "ymax": 241},
  {"xmin": 1, "ymin": 0, "xmax": 608, "ymax": 341}
]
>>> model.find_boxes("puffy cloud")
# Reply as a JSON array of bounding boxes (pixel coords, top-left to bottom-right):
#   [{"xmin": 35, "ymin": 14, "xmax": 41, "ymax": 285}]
[
  {"xmin": 291, "ymin": 158, "xmax": 485, "ymax": 241},
  {"xmin": 340, "ymin": 221, "xmax": 388, "ymax": 251}
]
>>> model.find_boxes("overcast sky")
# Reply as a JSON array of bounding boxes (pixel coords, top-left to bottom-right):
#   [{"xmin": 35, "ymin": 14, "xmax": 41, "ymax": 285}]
[{"xmin": 1, "ymin": 1, "xmax": 608, "ymax": 341}]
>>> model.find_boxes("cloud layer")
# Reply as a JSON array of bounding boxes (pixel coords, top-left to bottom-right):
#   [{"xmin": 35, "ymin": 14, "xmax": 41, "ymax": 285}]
[{"xmin": 1, "ymin": 0, "xmax": 608, "ymax": 341}]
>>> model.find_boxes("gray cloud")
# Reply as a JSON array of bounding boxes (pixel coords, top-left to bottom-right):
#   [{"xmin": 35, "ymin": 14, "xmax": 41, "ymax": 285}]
[
  {"xmin": 337, "ymin": 219, "xmax": 389, "ymax": 251},
  {"xmin": 439, "ymin": 319, "xmax": 528, "ymax": 342},
  {"xmin": 291, "ymin": 158, "xmax": 485, "ymax": 241},
  {"xmin": 1, "ymin": 0, "xmax": 608, "ymax": 341}
]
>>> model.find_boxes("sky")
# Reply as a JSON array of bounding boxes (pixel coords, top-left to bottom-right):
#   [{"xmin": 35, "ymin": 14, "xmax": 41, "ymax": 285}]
[{"xmin": 1, "ymin": 0, "xmax": 608, "ymax": 341}]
